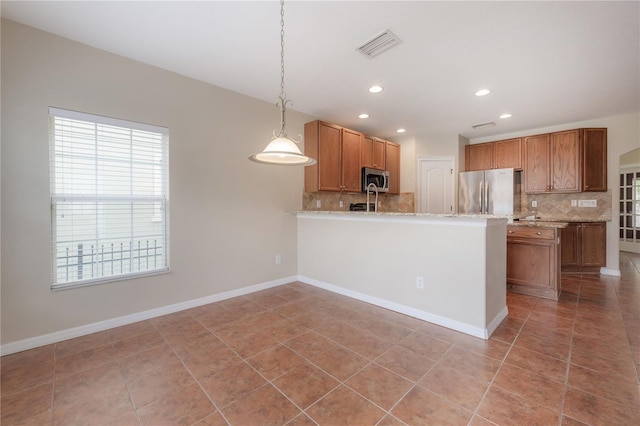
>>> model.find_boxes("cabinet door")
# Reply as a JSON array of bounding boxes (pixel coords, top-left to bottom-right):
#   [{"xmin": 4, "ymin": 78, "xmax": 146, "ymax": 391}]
[
  {"xmin": 560, "ymin": 223, "xmax": 580, "ymax": 267},
  {"xmin": 582, "ymin": 128, "xmax": 607, "ymax": 192},
  {"xmin": 581, "ymin": 222, "xmax": 606, "ymax": 267},
  {"xmin": 317, "ymin": 122, "xmax": 343, "ymax": 191},
  {"xmin": 372, "ymin": 139, "xmax": 386, "ymax": 170},
  {"xmin": 466, "ymin": 143, "xmax": 493, "ymax": 171},
  {"xmin": 493, "ymin": 138, "xmax": 522, "ymax": 170},
  {"xmin": 385, "ymin": 141, "xmax": 400, "ymax": 194},
  {"xmin": 362, "ymin": 137, "xmax": 385, "ymax": 170},
  {"xmin": 507, "ymin": 239, "xmax": 553, "ymax": 289},
  {"xmin": 341, "ymin": 129, "xmax": 362, "ymax": 192},
  {"xmin": 524, "ymin": 134, "xmax": 551, "ymax": 193},
  {"xmin": 550, "ymin": 130, "xmax": 581, "ymax": 192}
]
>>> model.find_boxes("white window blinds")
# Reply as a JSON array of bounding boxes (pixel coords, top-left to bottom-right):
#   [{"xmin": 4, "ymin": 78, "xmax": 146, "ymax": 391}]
[{"xmin": 49, "ymin": 107, "xmax": 170, "ymax": 289}]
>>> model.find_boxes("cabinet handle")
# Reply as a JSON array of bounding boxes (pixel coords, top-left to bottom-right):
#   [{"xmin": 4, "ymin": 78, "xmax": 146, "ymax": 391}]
[
  {"xmin": 536, "ymin": 232, "xmax": 542, "ymax": 235},
  {"xmin": 508, "ymin": 230, "xmax": 513, "ymax": 234},
  {"xmin": 585, "ymin": 185, "xmax": 590, "ymax": 188}
]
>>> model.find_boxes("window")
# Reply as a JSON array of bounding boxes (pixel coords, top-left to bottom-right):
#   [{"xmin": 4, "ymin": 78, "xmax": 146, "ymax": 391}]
[
  {"xmin": 50, "ymin": 107, "xmax": 169, "ymax": 289},
  {"xmin": 619, "ymin": 168, "xmax": 640, "ymax": 244}
]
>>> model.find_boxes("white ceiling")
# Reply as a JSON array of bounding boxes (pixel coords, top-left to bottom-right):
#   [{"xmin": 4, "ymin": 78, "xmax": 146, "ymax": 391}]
[{"xmin": 2, "ymin": 1, "xmax": 639, "ymax": 140}]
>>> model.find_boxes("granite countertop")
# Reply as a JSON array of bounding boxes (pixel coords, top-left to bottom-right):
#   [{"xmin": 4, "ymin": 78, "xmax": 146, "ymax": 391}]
[
  {"xmin": 508, "ymin": 220, "xmax": 569, "ymax": 229},
  {"xmin": 511, "ymin": 215, "xmax": 609, "ymax": 223},
  {"xmin": 292, "ymin": 210, "xmax": 513, "ymax": 219}
]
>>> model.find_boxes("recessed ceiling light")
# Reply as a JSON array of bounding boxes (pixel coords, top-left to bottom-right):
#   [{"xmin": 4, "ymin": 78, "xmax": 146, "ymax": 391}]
[
  {"xmin": 369, "ymin": 85, "xmax": 383, "ymax": 93},
  {"xmin": 359, "ymin": 113, "xmax": 370, "ymax": 119},
  {"xmin": 500, "ymin": 113, "xmax": 512, "ymax": 119},
  {"xmin": 475, "ymin": 89, "xmax": 491, "ymax": 96},
  {"xmin": 396, "ymin": 128, "xmax": 406, "ymax": 133}
]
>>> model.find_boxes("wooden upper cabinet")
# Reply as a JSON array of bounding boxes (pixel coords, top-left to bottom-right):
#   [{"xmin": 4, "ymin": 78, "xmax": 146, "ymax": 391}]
[
  {"xmin": 304, "ymin": 120, "xmax": 402, "ymax": 193},
  {"xmin": 341, "ymin": 129, "xmax": 363, "ymax": 192},
  {"xmin": 523, "ymin": 134, "xmax": 551, "ymax": 193},
  {"xmin": 524, "ymin": 131, "xmax": 581, "ymax": 193},
  {"xmin": 304, "ymin": 121, "xmax": 362, "ymax": 192},
  {"xmin": 465, "ymin": 143, "xmax": 493, "ymax": 171},
  {"xmin": 550, "ymin": 129, "xmax": 581, "ymax": 192},
  {"xmin": 493, "ymin": 138, "xmax": 522, "ymax": 170},
  {"xmin": 582, "ymin": 128, "xmax": 607, "ymax": 191},
  {"xmin": 362, "ymin": 136, "xmax": 386, "ymax": 170},
  {"xmin": 465, "ymin": 138, "xmax": 522, "ymax": 171},
  {"xmin": 385, "ymin": 141, "xmax": 400, "ymax": 194},
  {"xmin": 309, "ymin": 121, "xmax": 342, "ymax": 191}
]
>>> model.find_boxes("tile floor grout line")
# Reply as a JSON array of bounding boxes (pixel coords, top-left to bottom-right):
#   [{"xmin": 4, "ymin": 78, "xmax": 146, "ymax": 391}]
[
  {"xmin": 159, "ymin": 329, "xmax": 233, "ymax": 426},
  {"xmin": 555, "ymin": 273, "xmax": 581, "ymax": 426},
  {"xmin": 468, "ymin": 303, "xmax": 531, "ymax": 424}
]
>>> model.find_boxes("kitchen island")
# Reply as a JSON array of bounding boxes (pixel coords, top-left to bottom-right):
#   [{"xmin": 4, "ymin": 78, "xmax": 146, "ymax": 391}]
[{"xmin": 296, "ymin": 211, "xmax": 509, "ymax": 339}]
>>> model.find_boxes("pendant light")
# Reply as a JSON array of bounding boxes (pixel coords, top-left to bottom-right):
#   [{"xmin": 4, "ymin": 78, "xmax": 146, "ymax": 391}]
[{"xmin": 249, "ymin": 0, "xmax": 316, "ymax": 166}]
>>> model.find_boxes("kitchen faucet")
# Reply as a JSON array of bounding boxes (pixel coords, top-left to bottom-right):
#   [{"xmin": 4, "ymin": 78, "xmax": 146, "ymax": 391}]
[{"xmin": 366, "ymin": 183, "xmax": 378, "ymax": 213}]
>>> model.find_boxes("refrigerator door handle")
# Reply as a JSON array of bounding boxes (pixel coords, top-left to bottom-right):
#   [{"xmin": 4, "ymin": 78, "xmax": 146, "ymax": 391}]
[
  {"xmin": 485, "ymin": 181, "xmax": 490, "ymax": 214},
  {"xmin": 479, "ymin": 182, "xmax": 484, "ymax": 214}
]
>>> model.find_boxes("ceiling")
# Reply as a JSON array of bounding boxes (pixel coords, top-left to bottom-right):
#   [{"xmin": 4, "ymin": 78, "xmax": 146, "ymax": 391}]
[{"xmin": 2, "ymin": 1, "xmax": 639, "ymax": 141}]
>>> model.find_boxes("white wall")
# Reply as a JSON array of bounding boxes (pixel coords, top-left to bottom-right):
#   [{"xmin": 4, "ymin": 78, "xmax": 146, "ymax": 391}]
[
  {"xmin": 0, "ymin": 19, "xmax": 314, "ymax": 344},
  {"xmin": 470, "ymin": 112, "xmax": 640, "ymax": 274}
]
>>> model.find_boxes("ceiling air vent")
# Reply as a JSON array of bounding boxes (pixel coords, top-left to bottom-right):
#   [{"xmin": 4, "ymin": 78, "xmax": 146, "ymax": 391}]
[
  {"xmin": 472, "ymin": 121, "xmax": 496, "ymax": 129},
  {"xmin": 357, "ymin": 30, "xmax": 402, "ymax": 58}
]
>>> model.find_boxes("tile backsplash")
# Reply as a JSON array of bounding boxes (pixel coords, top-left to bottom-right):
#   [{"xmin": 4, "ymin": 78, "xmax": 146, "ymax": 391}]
[
  {"xmin": 520, "ymin": 190, "xmax": 612, "ymax": 221},
  {"xmin": 302, "ymin": 190, "xmax": 611, "ymax": 221},
  {"xmin": 302, "ymin": 192, "xmax": 415, "ymax": 213}
]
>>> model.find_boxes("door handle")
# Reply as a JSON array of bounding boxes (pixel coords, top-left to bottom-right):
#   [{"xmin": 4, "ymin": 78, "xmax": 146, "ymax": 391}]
[{"xmin": 484, "ymin": 182, "xmax": 489, "ymax": 214}]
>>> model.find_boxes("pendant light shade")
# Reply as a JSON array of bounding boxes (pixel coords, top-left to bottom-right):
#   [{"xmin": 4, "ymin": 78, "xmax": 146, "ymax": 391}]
[
  {"xmin": 249, "ymin": 0, "xmax": 316, "ymax": 166},
  {"xmin": 249, "ymin": 135, "xmax": 316, "ymax": 165}
]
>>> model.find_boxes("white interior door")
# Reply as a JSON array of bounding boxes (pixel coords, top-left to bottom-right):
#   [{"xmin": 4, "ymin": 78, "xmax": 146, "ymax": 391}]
[{"xmin": 418, "ymin": 157, "xmax": 455, "ymax": 214}]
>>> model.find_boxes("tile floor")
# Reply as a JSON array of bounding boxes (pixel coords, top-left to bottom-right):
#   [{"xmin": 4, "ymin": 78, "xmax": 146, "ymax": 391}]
[{"xmin": 2, "ymin": 252, "xmax": 639, "ymax": 425}]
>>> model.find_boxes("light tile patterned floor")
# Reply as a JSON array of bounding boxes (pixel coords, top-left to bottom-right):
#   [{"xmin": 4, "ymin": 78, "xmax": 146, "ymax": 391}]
[{"xmin": 2, "ymin": 252, "xmax": 639, "ymax": 425}]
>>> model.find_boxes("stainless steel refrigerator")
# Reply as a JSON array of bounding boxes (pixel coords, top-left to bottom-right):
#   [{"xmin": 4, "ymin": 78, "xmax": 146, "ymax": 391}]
[{"xmin": 458, "ymin": 168, "xmax": 521, "ymax": 215}]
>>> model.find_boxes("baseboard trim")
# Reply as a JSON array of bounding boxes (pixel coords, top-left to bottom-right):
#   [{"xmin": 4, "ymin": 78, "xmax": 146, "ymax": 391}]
[
  {"xmin": 298, "ymin": 275, "xmax": 503, "ymax": 340},
  {"xmin": 600, "ymin": 267, "xmax": 621, "ymax": 276},
  {"xmin": 0, "ymin": 276, "xmax": 296, "ymax": 356}
]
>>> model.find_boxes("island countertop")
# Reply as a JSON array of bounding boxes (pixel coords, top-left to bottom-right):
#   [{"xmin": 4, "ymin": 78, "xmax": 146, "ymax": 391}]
[{"xmin": 292, "ymin": 210, "xmax": 512, "ymax": 220}]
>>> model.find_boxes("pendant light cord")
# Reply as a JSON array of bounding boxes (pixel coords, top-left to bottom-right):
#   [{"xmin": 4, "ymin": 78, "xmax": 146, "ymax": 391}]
[{"xmin": 280, "ymin": 0, "xmax": 286, "ymax": 100}]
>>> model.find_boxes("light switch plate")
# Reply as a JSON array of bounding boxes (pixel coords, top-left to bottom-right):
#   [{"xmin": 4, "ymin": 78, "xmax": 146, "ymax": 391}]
[{"xmin": 571, "ymin": 200, "xmax": 577, "ymax": 206}]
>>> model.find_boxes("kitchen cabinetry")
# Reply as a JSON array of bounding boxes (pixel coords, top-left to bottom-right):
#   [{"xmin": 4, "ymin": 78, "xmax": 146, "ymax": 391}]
[
  {"xmin": 582, "ymin": 128, "xmax": 607, "ymax": 191},
  {"xmin": 304, "ymin": 121, "xmax": 362, "ymax": 192},
  {"xmin": 524, "ymin": 130, "xmax": 581, "ymax": 193},
  {"xmin": 465, "ymin": 138, "xmax": 522, "ymax": 171},
  {"xmin": 494, "ymin": 138, "xmax": 522, "ymax": 170},
  {"xmin": 465, "ymin": 143, "xmax": 493, "ymax": 171},
  {"xmin": 561, "ymin": 222, "xmax": 606, "ymax": 272},
  {"xmin": 507, "ymin": 225, "xmax": 561, "ymax": 300},
  {"xmin": 385, "ymin": 141, "xmax": 400, "ymax": 194},
  {"xmin": 362, "ymin": 137, "xmax": 385, "ymax": 170}
]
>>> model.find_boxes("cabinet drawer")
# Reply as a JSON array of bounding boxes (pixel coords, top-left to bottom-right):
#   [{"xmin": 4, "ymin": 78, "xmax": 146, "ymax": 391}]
[{"xmin": 507, "ymin": 226, "xmax": 555, "ymax": 240}]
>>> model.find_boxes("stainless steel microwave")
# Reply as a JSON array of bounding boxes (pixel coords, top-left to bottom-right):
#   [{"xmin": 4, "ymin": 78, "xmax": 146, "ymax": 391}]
[{"xmin": 362, "ymin": 168, "xmax": 389, "ymax": 193}]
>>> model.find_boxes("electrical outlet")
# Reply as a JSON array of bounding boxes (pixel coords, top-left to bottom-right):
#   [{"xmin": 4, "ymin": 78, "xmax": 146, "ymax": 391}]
[
  {"xmin": 275, "ymin": 255, "xmax": 281, "ymax": 265},
  {"xmin": 531, "ymin": 200, "xmax": 537, "ymax": 208},
  {"xmin": 571, "ymin": 200, "xmax": 577, "ymax": 207},
  {"xmin": 416, "ymin": 276, "xmax": 424, "ymax": 289},
  {"xmin": 578, "ymin": 200, "xmax": 597, "ymax": 208},
  {"xmin": 316, "ymin": 199, "xmax": 321, "ymax": 208},
  {"xmin": 339, "ymin": 200, "xmax": 343, "ymax": 208}
]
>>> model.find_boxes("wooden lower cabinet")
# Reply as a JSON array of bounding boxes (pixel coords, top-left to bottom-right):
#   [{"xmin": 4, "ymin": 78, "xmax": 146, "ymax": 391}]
[
  {"xmin": 561, "ymin": 222, "xmax": 606, "ymax": 272},
  {"xmin": 507, "ymin": 226, "xmax": 561, "ymax": 300}
]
